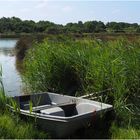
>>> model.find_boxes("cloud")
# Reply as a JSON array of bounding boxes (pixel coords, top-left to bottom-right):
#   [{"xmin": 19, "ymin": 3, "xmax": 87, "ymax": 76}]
[
  {"xmin": 62, "ymin": 6, "xmax": 73, "ymax": 12},
  {"xmin": 19, "ymin": 8, "xmax": 30, "ymax": 13},
  {"xmin": 112, "ymin": 9, "xmax": 120, "ymax": 14},
  {"xmin": 35, "ymin": 0, "xmax": 48, "ymax": 9},
  {"xmin": 90, "ymin": 11, "xmax": 95, "ymax": 14}
]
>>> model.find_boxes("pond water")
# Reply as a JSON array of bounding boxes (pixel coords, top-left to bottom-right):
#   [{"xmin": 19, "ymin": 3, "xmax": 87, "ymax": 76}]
[{"xmin": 0, "ymin": 38, "xmax": 23, "ymax": 96}]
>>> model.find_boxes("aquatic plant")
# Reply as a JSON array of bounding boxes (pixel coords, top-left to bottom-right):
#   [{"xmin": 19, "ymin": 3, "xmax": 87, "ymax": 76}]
[
  {"xmin": 0, "ymin": 65, "xmax": 7, "ymax": 111},
  {"xmin": 23, "ymin": 37, "xmax": 140, "ymax": 138},
  {"xmin": 0, "ymin": 65, "xmax": 50, "ymax": 139},
  {"xmin": 0, "ymin": 113, "xmax": 49, "ymax": 139}
]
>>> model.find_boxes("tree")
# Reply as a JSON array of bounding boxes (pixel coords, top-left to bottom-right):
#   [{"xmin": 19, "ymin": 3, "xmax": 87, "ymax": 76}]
[{"xmin": 0, "ymin": 17, "xmax": 139, "ymax": 34}]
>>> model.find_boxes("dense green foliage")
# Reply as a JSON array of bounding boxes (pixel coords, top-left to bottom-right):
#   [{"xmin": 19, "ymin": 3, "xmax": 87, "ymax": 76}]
[
  {"xmin": 23, "ymin": 37, "xmax": 140, "ymax": 138},
  {"xmin": 24, "ymin": 38, "xmax": 140, "ymax": 96},
  {"xmin": 110, "ymin": 123, "xmax": 140, "ymax": 139},
  {"xmin": 0, "ymin": 114, "xmax": 48, "ymax": 139},
  {"xmin": 0, "ymin": 17, "xmax": 140, "ymax": 34}
]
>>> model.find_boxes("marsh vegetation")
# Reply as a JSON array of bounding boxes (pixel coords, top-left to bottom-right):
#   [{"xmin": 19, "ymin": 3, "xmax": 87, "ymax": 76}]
[
  {"xmin": 0, "ymin": 34, "xmax": 140, "ymax": 138},
  {"xmin": 0, "ymin": 68, "xmax": 50, "ymax": 139},
  {"xmin": 21, "ymin": 36, "xmax": 140, "ymax": 138}
]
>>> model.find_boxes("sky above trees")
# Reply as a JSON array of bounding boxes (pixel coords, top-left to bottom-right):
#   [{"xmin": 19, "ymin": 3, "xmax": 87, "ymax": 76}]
[{"xmin": 0, "ymin": 0, "xmax": 140, "ymax": 25}]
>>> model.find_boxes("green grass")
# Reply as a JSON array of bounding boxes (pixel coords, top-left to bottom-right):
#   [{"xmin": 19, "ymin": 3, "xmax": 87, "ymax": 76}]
[
  {"xmin": 111, "ymin": 123, "xmax": 140, "ymax": 139},
  {"xmin": 23, "ymin": 36, "xmax": 140, "ymax": 138},
  {"xmin": 0, "ymin": 66, "xmax": 6, "ymax": 111},
  {"xmin": 0, "ymin": 66, "xmax": 50, "ymax": 139},
  {"xmin": 0, "ymin": 113, "xmax": 48, "ymax": 139}
]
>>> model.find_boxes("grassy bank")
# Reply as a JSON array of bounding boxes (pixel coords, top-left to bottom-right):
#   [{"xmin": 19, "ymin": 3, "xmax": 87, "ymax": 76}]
[
  {"xmin": 0, "ymin": 68, "xmax": 49, "ymax": 139},
  {"xmin": 23, "ymin": 37, "xmax": 140, "ymax": 138},
  {"xmin": 0, "ymin": 113, "xmax": 49, "ymax": 139}
]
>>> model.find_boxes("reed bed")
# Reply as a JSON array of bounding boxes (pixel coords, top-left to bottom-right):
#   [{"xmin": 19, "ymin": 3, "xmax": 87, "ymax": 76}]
[{"xmin": 23, "ymin": 37, "xmax": 140, "ymax": 138}]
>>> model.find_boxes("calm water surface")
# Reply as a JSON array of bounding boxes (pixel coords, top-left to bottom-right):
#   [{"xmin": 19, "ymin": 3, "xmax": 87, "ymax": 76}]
[{"xmin": 0, "ymin": 38, "xmax": 23, "ymax": 96}]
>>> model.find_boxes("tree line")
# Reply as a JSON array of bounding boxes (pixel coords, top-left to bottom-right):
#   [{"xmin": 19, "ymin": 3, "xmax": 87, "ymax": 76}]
[{"xmin": 0, "ymin": 17, "xmax": 140, "ymax": 34}]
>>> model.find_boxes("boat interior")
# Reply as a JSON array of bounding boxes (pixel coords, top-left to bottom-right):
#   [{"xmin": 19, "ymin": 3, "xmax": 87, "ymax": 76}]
[{"xmin": 12, "ymin": 93, "xmax": 105, "ymax": 117}]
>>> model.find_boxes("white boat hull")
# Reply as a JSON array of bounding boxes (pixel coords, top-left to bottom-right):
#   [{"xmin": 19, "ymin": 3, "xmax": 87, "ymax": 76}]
[{"xmin": 8, "ymin": 92, "xmax": 113, "ymax": 138}]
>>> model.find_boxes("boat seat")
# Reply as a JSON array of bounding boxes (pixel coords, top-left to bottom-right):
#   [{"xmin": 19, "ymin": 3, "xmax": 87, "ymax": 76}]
[
  {"xmin": 32, "ymin": 104, "xmax": 51, "ymax": 112},
  {"xmin": 32, "ymin": 102, "xmax": 75, "ymax": 112},
  {"xmin": 75, "ymin": 103, "xmax": 96, "ymax": 115},
  {"xmin": 41, "ymin": 107, "xmax": 65, "ymax": 117}
]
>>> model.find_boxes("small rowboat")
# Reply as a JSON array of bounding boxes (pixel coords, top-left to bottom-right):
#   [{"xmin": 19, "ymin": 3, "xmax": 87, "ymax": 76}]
[{"xmin": 8, "ymin": 92, "xmax": 113, "ymax": 138}]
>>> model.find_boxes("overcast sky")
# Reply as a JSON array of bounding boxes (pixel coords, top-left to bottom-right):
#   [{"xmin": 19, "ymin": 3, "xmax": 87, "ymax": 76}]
[{"xmin": 0, "ymin": 0, "xmax": 140, "ymax": 25}]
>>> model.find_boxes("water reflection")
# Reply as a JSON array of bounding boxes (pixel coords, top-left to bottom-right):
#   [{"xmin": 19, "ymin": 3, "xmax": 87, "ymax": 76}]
[
  {"xmin": 0, "ymin": 48, "xmax": 14, "ymax": 56},
  {"xmin": 0, "ymin": 39, "xmax": 17, "ymax": 47},
  {"xmin": 0, "ymin": 38, "xmax": 23, "ymax": 96}
]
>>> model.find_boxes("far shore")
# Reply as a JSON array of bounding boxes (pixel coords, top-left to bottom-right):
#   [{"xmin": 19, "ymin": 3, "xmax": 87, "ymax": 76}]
[{"xmin": 1, "ymin": 32, "xmax": 140, "ymax": 39}]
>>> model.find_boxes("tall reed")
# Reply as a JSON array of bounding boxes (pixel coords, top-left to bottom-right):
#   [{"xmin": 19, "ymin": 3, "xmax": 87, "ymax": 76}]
[
  {"xmin": 0, "ymin": 65, "xmax": 7, "ymax": 111},
  {"xmin": 23, "ymin": 37, "xmax": 140, "ymax": 138},
  {"xmin": 0, "ymin": 65, "xmax": 49, "ymax": 139}
]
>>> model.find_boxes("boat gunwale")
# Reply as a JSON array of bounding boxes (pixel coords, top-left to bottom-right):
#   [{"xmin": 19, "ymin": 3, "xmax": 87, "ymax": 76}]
[
  {"xmin": 7, "ymin": 92, "xmax": 113, "ymax": 122},
  {"xmin": 13, "ymin": 91, "xmax": 113, "ymax": 110},
  {"xmin": 8, "ymin": 105, "xmax": 112, "ymax": 122}
]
